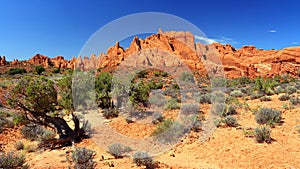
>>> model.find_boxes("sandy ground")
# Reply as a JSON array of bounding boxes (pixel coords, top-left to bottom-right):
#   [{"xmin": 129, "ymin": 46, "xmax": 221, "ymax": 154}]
[{"xmin": 1, "ymin": 94, "xmax": 300, "ymax": 168}]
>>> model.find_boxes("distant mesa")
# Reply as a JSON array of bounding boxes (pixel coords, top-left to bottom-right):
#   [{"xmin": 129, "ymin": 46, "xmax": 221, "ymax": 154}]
[{"xmin": 1, "ymin": 30, "xmax": 300, "ymax": 78}]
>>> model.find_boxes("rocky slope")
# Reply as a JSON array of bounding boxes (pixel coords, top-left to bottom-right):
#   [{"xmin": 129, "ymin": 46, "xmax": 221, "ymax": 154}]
[{"xmin": 1, "ymin": 31, "xmax": 299, "ymax": 78}]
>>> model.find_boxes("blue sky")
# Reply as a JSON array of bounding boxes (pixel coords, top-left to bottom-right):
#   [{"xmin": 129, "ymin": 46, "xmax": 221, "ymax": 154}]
[{"xmin": 0, "ymin": 0, "xmax": 300, "ymax": 60}]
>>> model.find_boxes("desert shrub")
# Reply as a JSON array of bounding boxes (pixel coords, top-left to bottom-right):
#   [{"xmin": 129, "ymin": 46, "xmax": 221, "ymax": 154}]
[
  {"xmin": 274, "ymin": 86, "xmax": 285, "ymax": 94},
  {"xmin": 259, "ymin": 96, "xmax": 272, "ymax": 102},
  {"xmin": 289, "ymin": 97, "xmax": 300, "ymax": 105},
  {"xmin": 225, "ymin": 105, "xmax": 237, "ymax": 116},
  {"xmin": 52, "ymin": 68, "xmax": 60, "ymax": 74},
  {"xmin": 25, "ymin": 144, "xmax": 37, "ymax": 153},
  {"xmin": 230, "ymin": 90, "xmax": 244, "ymax": 97},
  {"xmin": 164, "ymin": 98, "xmax": 179, "ymax": 110},
  {"xmin": 228, "ymin": 76, "xmax": 251, "ymax": 87},
  {"xmin": 255, "ymin": 108, "xmax": 281, "ymax": 126},
  {"xmin": 224, "ymin": 116, "xmax": 239, "ymax": 127},
  {"xmin": 12, "ymin": 113, "xmax": 28, "ymax": 126},
  {"xmin": 133, "ymin": 151, "xmax": 156, "ymax": 169},
  {"xmin": 279, "ymin": 94, "xmax": 290, "ymax": 101},
  {"xmin": 103, "ymin": 108, "xmax": 119, "ymax": 119},
  {"xmin": 250, "ymin": 93, "xmax": 264, "ymax": 100},
  {"xmin": 254, "ymin": 76, "xmax": 278, "ymax": 95},
  {"xmin": 179, "ymin": 72, "xmax": 194, "ymax": 83},
  {"xmin": 0, "ymin": 151, "xmax": 28, "ymax": 169},
  {"xmin": 151, "ymin": 112, "xmax": 164, "ymax": 124},
  {"xmin": 151, "ymin": 119, "xmax": 184, "ymax": 144},
  {"xmin": 149, "ymin": 92, "xmax": 166, "ymax": 108},
  {"xmin": 198, "ymin": 94, "xmax": 211, "ymax": 104},
  {"xmin": 7, "ymin": 68, "xmax": 27, "ymax": 75},
  {"xmin": 211, "ymin": 77, "xmax": 227, "ymax": 88},
  {"xmin": 108, "ymin": 143, "xmax": 132, "ymax": 158},
  {"xmin": 286, "ymin": 86, "xmax": 297, "ymax": 95},
  {"xmin": 255, "ymin": 126, "xmax": 272, "ymax": 143},
  {"xmin": 147, "ymin": 81, "xmax": 163, "ymax": 90},
  {"xmin": 129, "ymin": 81, "xmax": 150, "ymax": 107},
  {"xmin": 0, "ymin": 115, "xmax": 14, "ymax": 133},
  {"xmin": 172, "ymin": 83, "xmax": 180, "ymax": 90},
  {"xmin": 72, "ymin": 147, "xmax": 96, "ymax": 169},
  {"xmin": 180, "ymin": 104, "xmax": 199, "ymax": 115},
  {"xmin": 136, "ymin": 70, "xmax": 148, "ymax": 78},
  {"xmin": 15, "ymin": 141, "xmax": 24, "ymax": 150},
  {"xmin": 210, "ymin": 91, "xmax": 226, "ymax": 102},
  {"xmin": 34, "ymin": 65, "xmax": 45, "ymax": 75},
  {"xmin": 21, "ymin": 125, "xmax": 56, "ymax": 141},
  {"xmin": 211, "ymin": 103, "xmax": 226, "ymax": 116}
]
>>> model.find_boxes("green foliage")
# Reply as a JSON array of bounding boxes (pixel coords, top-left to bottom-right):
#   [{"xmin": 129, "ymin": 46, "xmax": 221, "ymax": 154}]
[
  {"xmin": 250, "ymin": 93, "xmax": 264, "ymax": 100},
  {"xmin": 34, "ymin": 65, "xmax": 45, "ymax": 75},
  {"xmin": 15, "ymin": 141, "xmax": 24, "ymax": 150},
  {"xmin": 8, "ymin": 76, "xmax": 57, "ymax": 116},
  {"xmin": 274, "ymin": 86, "xmax": 285, "ymax": 94},
  {"xmin": 278, "ymin": 94, "xmax": 290, "ymax": 101},
  {"xmin": 255, "ymin": 126, "xmax": 272, "ymax": 143},
  {"xmin": 151, "ymin": 112, "xmax": 164, "ymax": 124},
  {"xmin": 108, "ymin": 143, "xmax": 132, "ymax": 158},
  {"xmin": 7, "ymin": 68, "xmax": 27, "ymax": 75},
  {"xmin": 224, "ymin": 116, "xmax": 239, "ymax": 127},
  {"xmin": 95, "ymin": 72, "xmax": 113, "ymax": 109},
  {"xmin": 151, "ymin": 119, "xmax": 174, "ymax": 136},
  {"xmin": 289, "ymin": 97, "xmax": 300, "ymax": 106},
  {"xmin": 227, "ymin": 76, "xmax": 251, "ymax": 87},
  {"xmin": 52, "ymin": 68, "xmax": 60, "ymax": 74},
  {"xmin": 254, "ymin": 76, "xmax": 278, "ymax": 95},
  {"xmin": 286, "ymin": 85, "xmax": 297, "ymax": 94},
  {"xmin": 151, "ymin": 119, "xmax": 185, "ymax": 144},
  {"xmin": 259, "ymin": 96, "xmax": 272, "ymax": 102},
  {"xmin": 210, "ymin": 77, "xmax": 227, "ymax": 88},
  {"xmin": 179, "ymin": 72, "xmax": 195, "ymax": 83},
  {"xmin": 57, "ymin": 75, "xmax": 74, "ymax": 113},
  {"xmin": 180, "ymin": 104, "xmax": 199, "ymax": 115},
  {"xmin": 230, "ymin": 90, "xmax": 244, "ymax": 97},
  {"xmin": 103, "ymin": 108, "xmax": 119, "ymax": 119},
  {"xmin": 129, "ymin": 80, "xmax": 150, "ymax": 107},
  {"xmin": 12, "ymin": 113, "xmax": 28, "ymax": 126},
  {"xmin": 133, "ymin": 151, "xmax": 156, "ymax": 169},
  {"xmin": 21, "ymin": 125, "xmax": 56, "ymax": 141},
  {"xmin": 198, "ymin": 94, "xmax": 211, "ymax": 104},
  {"xmin": 164, "ymin": 98, "xmax": 179, "ymax": 110},
  {"xmin": 0, "ymin": 151, "xmax": 28, "ymax": 169},
  {"xmin": 255, "ymin": 108, "xmax": 281, "ymax": 126},
  {"xmin": 72, "ymin": 147, "xmax": 96, "ymax": 169}
]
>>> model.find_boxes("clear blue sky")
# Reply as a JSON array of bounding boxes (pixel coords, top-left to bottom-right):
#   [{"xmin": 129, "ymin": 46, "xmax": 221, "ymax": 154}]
[{"xmin": 0, "ymin": 0, "xmax": 299, "ymax": 61}]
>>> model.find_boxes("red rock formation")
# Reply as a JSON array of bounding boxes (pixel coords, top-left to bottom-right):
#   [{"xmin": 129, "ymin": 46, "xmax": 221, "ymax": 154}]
[{"xmin": 0, "ymin": 56, "xmax": 7, "ymax": 65}]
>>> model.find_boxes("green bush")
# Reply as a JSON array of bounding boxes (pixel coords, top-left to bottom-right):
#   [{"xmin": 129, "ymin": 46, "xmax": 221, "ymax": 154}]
[
  {"xmin": 255, "ymin": 126, "xmax": 272, "ymax": 143},
  {"xmin": 151, "ymin": 112, "xmax": 164, "ymax": 124},
  {"xmin": 133, "ymin": 151, "xmax": 156, "ymax": 169},
  {"xmin": 21, "ymin": 125, "xmax": 56, "ymax": 141},
  {"xmin": 0, "ymin": 151, "xmax": 28, "ymax": 169},
  {"xmin": 164, "ymin": 98, "xmax": 179, "ymax": 110},
  {"xmin": 255, "ymin": 108, "xmax": 281, "ymax": 126},
  {"xmin": 108, "ymin": 143, "xmax": 132, "ymax": 158},
  {"xmin": 259, "ymin": 96, "xmax": 272, "ymax": 102},
  {"xmin": 103, "ymin": 108, "xmax": 119, "ymax": 119},
  {"xmin": 52, "ymin": 68, "xmax": 60, "ymax": 74},
  {"xmin": 15, "ymin": 141, "xmax": 25, "ymax": 150},
  {"xmin": 72, "ymin": 147, "xmax": 96, "ymax": 169},
  {"xmin": 13, "ymin": 113, "xmax": 28, "ymax": 126},
  {"xmin": 254, "ymin": 76, "xmax": 278, "ymax": 95},
  {"xmin": 250, "ymin": 93, "xmax": 264, "ymax": 100},
  {"xmin": 151, "ymin": 119, "xmax": 184, "ymax": 144},
  {"xmin": 179, "ymin": 72, "xmax": 195, "ymax": 83},
  {"xmin": 279, "ymin": 94, "xmax": 290, "ymax": 101},
  {"xmin": 180, "ymin": 104, "xmax": 199, "ymax": 115},
  {"xmin": 274, "ymin": 86, "xmax": 285, "ymax": 94},
  {"xmin": 34, "ymin": 65, "xmax": 45, "ymax": 75},
  {"xmin": 198, "ymin": 94, "xmax": 211, "ymax": 104},
  {"xmin": 230, "ymin": 90, "xmax": 244, "ymax": 97},
  {"xmin": 7, "ymin": 68, "xmax": 27, "ymax": 75},
  {"xmin": 289, "ymin": 97, "xmax": 300, "ymax": 105},
  {"xmin": 286, "ymin": 86, "xmax": 297, "ymax": 95},
  {"xmin": 224, "ymin": 116, "xmax": 239, "ymax": 127}
]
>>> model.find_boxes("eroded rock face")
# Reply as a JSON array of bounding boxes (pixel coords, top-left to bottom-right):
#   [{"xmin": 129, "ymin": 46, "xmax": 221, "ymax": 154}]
[
  {"xmin": 0, "ymin": 56, "xmax": 7, "ymax": 66},
  {"xmin": 1, "ymin": 31, "xmax": 299, "ymax": 79}
]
